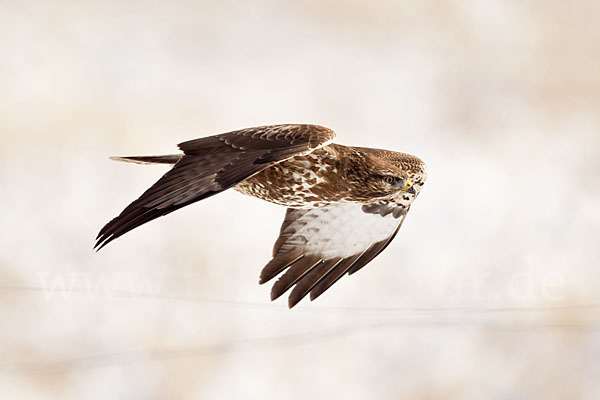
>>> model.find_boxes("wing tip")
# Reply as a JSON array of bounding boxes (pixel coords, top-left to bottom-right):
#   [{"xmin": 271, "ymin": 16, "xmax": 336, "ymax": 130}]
[
  {"xmin": 270, "ymin": 288, "xmax": 283, "ymax": 301},
  {"xmin": 287, "ymin": 297, "xmax": 301, "ymax": 309},
  {"xmin": 309, "ymin": 290, "xmax": 324, "ymax": 302},
  {"xmin": 109, "ymin": 155, "xmax": 181, "ymax": 165},
  {"xmin": 93, "ymin": 234, "xmax": 112, "ymax": 252}
]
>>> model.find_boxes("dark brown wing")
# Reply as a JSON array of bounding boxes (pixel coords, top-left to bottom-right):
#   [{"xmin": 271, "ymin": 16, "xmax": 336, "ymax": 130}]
[
  {"xmin": 260, "ymin": 203, "xmax": 407, "ymax": 308},
  {"xmin": 95, "ymin": 124, "xmax": 335, "ymax": 250}
]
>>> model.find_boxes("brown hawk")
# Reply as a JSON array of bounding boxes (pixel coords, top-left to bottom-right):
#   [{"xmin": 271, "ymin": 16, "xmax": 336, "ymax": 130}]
[{"xmin": 96, "ymin": 124, "xmax": 427, "ymax": 307}]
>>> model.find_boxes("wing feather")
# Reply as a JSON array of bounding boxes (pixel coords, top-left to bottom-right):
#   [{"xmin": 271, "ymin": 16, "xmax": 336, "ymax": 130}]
[
  {"xmin": 260, "ymin": 203, "xmax": 407, "ymax": 307},
  {"xmin": 96, "ymin": 124, "xmax": 335, "ymax": 250},
  {"xmin": 287, "ymin": 257, "xmax": 344, "ymax": 308},
  {"xmin": 270, "ymin": 256, "xmax": 323, "ymax": 301}
]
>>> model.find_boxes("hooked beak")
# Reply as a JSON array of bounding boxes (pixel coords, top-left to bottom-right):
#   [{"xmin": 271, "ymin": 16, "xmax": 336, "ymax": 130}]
[
  {"xmin": 393, "ymin": 181, "xmax": 416, "ymax": 195},
  {"xmin": 394, "ymin": 185, "xmax": 416, "ymax": 195},
  {"xmin": 394, "ymin": 179, "xmax": 416, "ymax": 195}
]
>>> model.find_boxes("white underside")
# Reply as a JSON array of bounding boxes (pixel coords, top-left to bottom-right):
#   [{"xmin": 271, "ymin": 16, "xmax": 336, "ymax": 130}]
[{"xmin": 279, "ymin": 203, "xmax": 402, "ymax": 259}]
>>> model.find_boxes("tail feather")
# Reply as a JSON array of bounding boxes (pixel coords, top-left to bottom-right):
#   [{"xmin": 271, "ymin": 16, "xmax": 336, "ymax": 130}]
[{"xmin": 110, "ymin": 155, "xmax": 182, "ymax": 165}]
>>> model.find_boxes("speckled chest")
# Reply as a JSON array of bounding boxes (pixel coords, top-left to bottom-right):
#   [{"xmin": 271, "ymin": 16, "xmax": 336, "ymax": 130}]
[{"xmin": 234, "ymin": 147, "xmax": 344, "ymax": 208}]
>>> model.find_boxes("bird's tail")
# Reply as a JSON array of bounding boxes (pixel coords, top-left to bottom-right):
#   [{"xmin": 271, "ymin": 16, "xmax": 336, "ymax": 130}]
[{"xmin": 110, "ymin": 155, "xmax": 182, "ymax": 165}]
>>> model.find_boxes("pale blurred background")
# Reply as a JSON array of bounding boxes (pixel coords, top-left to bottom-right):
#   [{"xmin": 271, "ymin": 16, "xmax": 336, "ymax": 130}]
[{"xmin": 1, "ymin": 0, "xmax": 599, "ymax": 399}]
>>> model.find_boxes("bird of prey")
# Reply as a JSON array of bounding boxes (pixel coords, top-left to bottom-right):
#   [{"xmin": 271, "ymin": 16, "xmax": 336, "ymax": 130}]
[{"xmin": 96, "ymin": 124, "xmax": 427, "ymax": 307}]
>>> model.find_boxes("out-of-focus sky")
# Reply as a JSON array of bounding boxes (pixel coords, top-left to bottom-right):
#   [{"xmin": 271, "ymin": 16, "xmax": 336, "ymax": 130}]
[{"xmin": 1, "ymin": 1, "xmax": 599, "ymax": 399}]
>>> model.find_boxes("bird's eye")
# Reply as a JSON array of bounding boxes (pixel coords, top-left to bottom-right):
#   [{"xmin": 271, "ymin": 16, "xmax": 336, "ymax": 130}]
[{"xmin": 383, "ymin": 176, "xmax": 395, "ymax": 185}]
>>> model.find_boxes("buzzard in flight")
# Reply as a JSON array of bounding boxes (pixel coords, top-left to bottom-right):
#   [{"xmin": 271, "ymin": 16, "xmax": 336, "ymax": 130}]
[{"xmin": 96, "ymin": 124, "xmax": 427, "ymax": 307}]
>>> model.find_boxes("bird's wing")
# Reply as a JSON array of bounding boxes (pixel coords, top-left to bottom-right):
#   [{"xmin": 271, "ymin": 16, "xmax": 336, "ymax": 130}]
[
  {"xmin": 95, "ymin": 124, "xmax": 335, "ymax": 250},
  {"xmin": 260, "ymin": 202, "xmax": 408, "ymax": 308}
]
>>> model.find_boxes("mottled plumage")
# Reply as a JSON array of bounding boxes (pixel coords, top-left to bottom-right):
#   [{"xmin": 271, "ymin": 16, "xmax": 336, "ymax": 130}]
[{"xmin": 96, "ymin": 124, "xmax": 427, "ymax": 307}]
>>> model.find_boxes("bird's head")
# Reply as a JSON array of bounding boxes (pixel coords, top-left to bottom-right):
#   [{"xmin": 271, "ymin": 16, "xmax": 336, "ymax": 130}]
[{"xmin": 355, "ymin": 148, "xmax": 427, "ymax": 201}]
